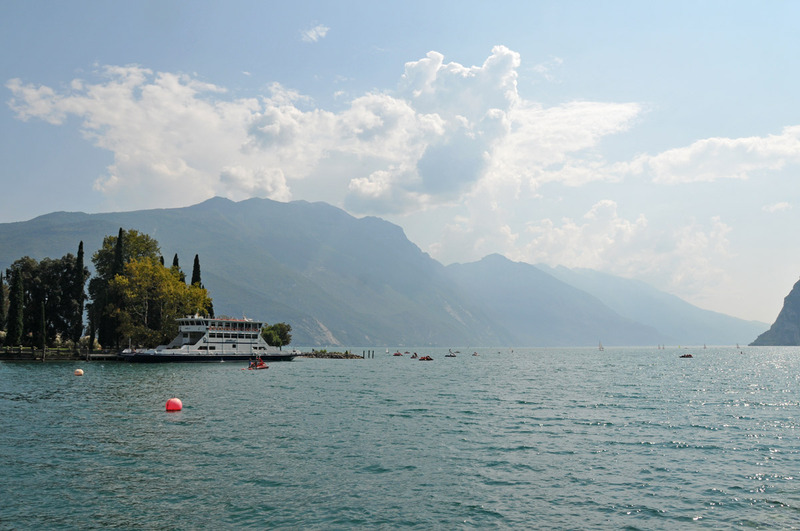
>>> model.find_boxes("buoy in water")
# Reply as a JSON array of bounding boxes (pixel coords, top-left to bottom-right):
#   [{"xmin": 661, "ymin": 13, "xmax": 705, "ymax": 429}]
[
  {"xmin": 74, "ymin": 369, "xmax": 84, "ymax": 376},
  {"xmin": 165, "ymin": 398, "xmax": 183, "ymax": 412}
]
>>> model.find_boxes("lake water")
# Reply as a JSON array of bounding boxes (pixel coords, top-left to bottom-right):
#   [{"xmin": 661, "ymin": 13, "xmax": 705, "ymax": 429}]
[{"xmin": 2, "ymin": 346, "xmax": 800, "ymax": 529}]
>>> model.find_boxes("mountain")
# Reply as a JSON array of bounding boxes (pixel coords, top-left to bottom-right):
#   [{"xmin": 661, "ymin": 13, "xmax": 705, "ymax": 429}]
[
  {"xmin": 750, "ymin": 278, "xmax": 800, "ymax": 345},
  {"xmin": 0, "ymin": 198, "xmax": 502, "ymax": 347},
  {"xmin": 537, "ymin": 265, "xmax": 768, "ymax": 346},
  {"xmin": 446, "ymin": 254, "xmax": 663, "ymax": 347},
  {"xmin": 0, "ymin": 197, "xmax": 766, "ymax": 347}
]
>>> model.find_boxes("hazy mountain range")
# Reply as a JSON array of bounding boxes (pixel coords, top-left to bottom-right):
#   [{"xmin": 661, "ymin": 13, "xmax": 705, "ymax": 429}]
[{"xmin": 0, "ymin": 197, "xmax": 768, "ymax": 347}]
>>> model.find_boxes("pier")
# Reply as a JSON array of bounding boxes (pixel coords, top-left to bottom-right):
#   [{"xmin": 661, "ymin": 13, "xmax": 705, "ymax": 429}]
[{"xmin": 0, "ymin": 347, "xmax": 122, "ymax": 362}]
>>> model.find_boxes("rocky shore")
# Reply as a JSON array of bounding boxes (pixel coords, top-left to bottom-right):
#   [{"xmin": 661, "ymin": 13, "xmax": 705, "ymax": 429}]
[{"xmin": 299, "ymin": 350, "xmax": 363, "ymax": 359}]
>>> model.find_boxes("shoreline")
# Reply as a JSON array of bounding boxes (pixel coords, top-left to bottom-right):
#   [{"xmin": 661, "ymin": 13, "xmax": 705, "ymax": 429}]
[{"xmin": 0, "ymin": 349, "xmax": 362, "ymax": 362}]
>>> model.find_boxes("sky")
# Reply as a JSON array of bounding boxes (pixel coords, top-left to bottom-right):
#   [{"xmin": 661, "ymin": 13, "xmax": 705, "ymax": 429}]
[{"xmin": 2, "ymin": 0, "xmax": 799, "ymax": 324}]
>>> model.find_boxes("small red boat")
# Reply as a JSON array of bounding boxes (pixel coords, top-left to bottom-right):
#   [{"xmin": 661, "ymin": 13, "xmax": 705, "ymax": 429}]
[
  {"xmin": 247, "ymin": 358, "xmax": 269, "ymax": 370},
  {"xmin": 419, "ymin": 356, "xmax": 433, "ymax": 361}
]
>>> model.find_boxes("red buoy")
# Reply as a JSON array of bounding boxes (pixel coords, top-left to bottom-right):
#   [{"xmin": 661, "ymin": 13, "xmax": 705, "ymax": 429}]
[{"xmin": 165, "ymin": 398, "xmax": 183, "ymax": 412}]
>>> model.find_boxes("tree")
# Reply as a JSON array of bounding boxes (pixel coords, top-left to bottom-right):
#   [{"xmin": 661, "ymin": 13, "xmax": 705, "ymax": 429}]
[
  {"xmin": 0, "ymin": 272, "xmax": 6, "ymax": 333},
  {"xmin": 261, "ymin": 322, "xmax": 292, "ymax": 350},
  {"xmin": 40, "ymin": 302, "xmax": 46, "ymax": 350},
  {"xmin": 7, "ymin": 257, "xmax": 40, "ymax": 346},
  {"xmin": 113, "ymin": 228, "xmax": 124, "ymax": 277},
  {"xmin": 191, "ymin": 254, "xmax": 202, "ymax": 286},
  {"xmin": 91, "ymin": 229, "xmax": 161, "ymax": 280},
  {"xmin": 69, "ymin": 241, "xmax": 89, "ymax": 342},
  {"xmin": 172, "ymin": 253, "xmax": 186, "ymax": 283},
  {"xmin": 88, "ymin": 228, "xmax": 160, "ymax": 348},
  {"xmin": 6, "ymin": 270, "xmax": 23, "ymax": 346},
  {"xmin": 111, "ymin": 257, "xmax": 213, "ymax": 347},
  {"xmin": 36, "ymin": 256, "xmax": 73, "ymax": 346},
  {"xmin": 190, "ymin": 254, "xmax": 213, "ymax": 317},
  {"xmin": 6, "ymin": 254, "xmax": 86, "ymax": 348}
]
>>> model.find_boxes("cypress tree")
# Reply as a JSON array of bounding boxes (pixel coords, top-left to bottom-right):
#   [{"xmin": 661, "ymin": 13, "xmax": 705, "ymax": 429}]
[
  {"xmin": 191, "ymin": 254, "xmax": 202, "ymax": 286},
  {"xmin": 104, "ymin": 228, "xmax": 125, "ymax": 349},
  {"xmin": 40, "ymin": 301, "xmax": 46, "ymax": 349},
  {"xmin": 172, "ymin": 253, "xmax": 186, "ymax": 283},
  {"xmin": 7, "ymin": 272, "xmax": 23, "ymax": 346},
  {"xmin": 113, "ymin": 228, "xmax": 124, "ymax": 276},
  {"xmin": 70, "ymin": 241, "xmax": 88, "ymax": 342},
  {"xmin": 0, "ymin": 272, "xmax": 6, "ymax": 332}
]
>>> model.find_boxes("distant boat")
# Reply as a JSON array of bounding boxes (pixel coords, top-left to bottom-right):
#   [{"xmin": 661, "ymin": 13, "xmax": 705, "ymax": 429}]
[
  {"xmin": 598, "ymin": 341, "xmax": 604, "ymax": 351},
  {"xmin": 680, "ymin": 353, "xmax": 693, "ymax": 358}
]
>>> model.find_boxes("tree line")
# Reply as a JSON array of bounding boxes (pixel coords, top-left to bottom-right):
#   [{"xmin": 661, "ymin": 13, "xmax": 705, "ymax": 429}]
[{"xmin": 0, "ymin": 228, "xmax": 291, "ymax": 350}]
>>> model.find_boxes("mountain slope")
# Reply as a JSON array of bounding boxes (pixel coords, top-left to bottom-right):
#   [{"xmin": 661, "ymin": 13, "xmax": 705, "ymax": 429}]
[
  {"xmin": 537, "ymin": 264, "xmax": 767, "ymax": 345},
  {"xmin": 750, "ymin": 278, "xmax": 800, "ymax": 345},
  {"xmin": 0, "ymin": 198, "xmax": 503, "ymax": 347},
  {"xmin": 446, "ymin": 254, "xmax": 664, "ymax": 347},
  {"xmin": 0, "ymin": 197, "xmax": 766, "ymax": 347}
]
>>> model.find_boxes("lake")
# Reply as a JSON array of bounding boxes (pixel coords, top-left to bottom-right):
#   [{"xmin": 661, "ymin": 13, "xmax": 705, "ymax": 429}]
[{"xmin": 2, "ymin": 346, "xmax": 800, "ymax": 529}]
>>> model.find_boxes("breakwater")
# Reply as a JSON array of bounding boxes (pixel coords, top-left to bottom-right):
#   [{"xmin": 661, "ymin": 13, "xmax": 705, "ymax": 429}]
[{"xmin": 0, "ymin": 347, "xmax": 120, "ymax": 362}]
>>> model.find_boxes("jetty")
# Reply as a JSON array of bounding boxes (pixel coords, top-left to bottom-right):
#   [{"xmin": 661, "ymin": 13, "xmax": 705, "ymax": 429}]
[{"xmin": 0, "ymin": 347, "xmax": 122, "ymax": 362}]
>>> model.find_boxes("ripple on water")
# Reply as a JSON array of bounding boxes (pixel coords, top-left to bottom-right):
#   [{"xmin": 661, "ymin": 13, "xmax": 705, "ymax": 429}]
[{"xmin": 3, "ymin": 348, "xmax": 800, "ymax": 528}]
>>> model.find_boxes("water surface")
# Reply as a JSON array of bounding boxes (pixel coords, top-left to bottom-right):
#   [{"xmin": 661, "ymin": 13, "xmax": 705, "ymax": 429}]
[{"xmin": 2, "ymin": 347, "xmax": 800, "ymax": 529}]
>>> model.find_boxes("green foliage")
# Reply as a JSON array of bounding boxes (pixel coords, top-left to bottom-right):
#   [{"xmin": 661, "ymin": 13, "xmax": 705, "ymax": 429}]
[
  {"xmin": 0, "ymin": 272, "xmax": 6, "ymax": 334},
  {"xmin": 70, "ymin": 241, "xmax": 89, "ymax": 342},
  {"xmin": 2, "ymin": 228, "xmax": 216, "ymax": 351},
  {"xmin": 170, "ymin": 253, "xmax": 186, "ymax": 283},
  {"xmin": 6, "ymin": 270, "xmax": 23, "ymax": 346},
  {"xmin": 191, "ymin": 254, "xmax": 202, "ymax": 286},
  {"xmin": 261, "ymin": 322, "xmax": 292, "ymax": 349},
  {"xmin": 92, "ymin": 229, "xmax": 161, "ymax": 281},
  {"xmin": 5, "ymin": 248, "xmax": 89, "ymax": 348},
  {"xmin": 88, "ymin": 228, "xmax": 161, "ymax": 348},
  {"xmin": 110, "ymin": 257, "xmax": 212, "ymax": 347}
]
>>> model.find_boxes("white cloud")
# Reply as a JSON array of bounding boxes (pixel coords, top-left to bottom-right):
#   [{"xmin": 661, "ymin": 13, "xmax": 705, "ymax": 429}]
[
  {"xmin": 763, "ymin": 201, "xmax": 792, "ymax": 213},
  {"xmin": 220, "ymin": 166, "xmax": 291, "ymax": 201},
  {"xmin": 301, "ymin": 24, "xmax": 329, "ymax": 43},
  {"xmin": 631, "ymin": 126, "xmax": 800, "ymax": 184},
  {"xmin": 6, "ymin": 49, "xmax": 647, "ymax": 216},
  {"xmin": 9, "ymin": 47, "xmax": 790, "ymax": 317},
  {"xmin": 519, "ymin": 204, "xmax": 733, "ymax": 301},
  {"xmin": 520, "ymin": 200, "xmax": 649, "ymax": 270}
]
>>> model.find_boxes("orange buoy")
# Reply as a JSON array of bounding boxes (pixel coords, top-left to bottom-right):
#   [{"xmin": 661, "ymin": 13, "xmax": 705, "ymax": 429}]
[
  {"xmin": 74, "ymin": 369, "xmax": 84, "ymax": 376},
  {"xmin": 165, "ymin": 398, "xmax": 183, "ymax": 412}
]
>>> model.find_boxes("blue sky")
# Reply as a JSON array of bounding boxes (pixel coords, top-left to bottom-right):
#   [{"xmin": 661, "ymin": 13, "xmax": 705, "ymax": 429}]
[{"xmin": 2, "ymin": 1, "xmax": 800, "ymax": 324}]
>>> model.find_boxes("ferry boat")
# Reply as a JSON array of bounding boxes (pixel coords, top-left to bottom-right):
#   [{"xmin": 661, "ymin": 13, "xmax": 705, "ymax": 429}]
[{"xmin": 122, "ymin": 316, "xmax": 297, "ymax": 363}]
